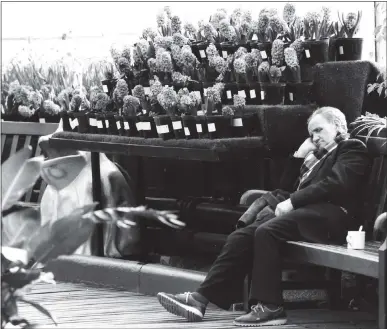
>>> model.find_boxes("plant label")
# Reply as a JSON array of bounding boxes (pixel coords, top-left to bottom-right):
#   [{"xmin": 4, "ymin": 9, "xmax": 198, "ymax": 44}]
[
  {"xmin": 250, "ymin": 89, "xmax": 256, "ymax": 98},
  {"xmin": 142, "ymin": 109, "xmax": 147, "ymax": 114},
  {"xmin": 339, "ymin": 46, "xmax": 344, "ymax": 55},
  {"xmin": 305, "ymin": 49, "xmax": 310, "ymax": 58},
  {"xmin": 238, "ymin": 90, "xmax": 246, "ymax": 98},
  {"xmin": 116, "ymin": 121, "xmax": 121, "ymax": 130},
  {"xmin": 105, "ymin": 119, "xmax": 110, "ymax": 128},
  {"xmin": 156, "ymin": 124, "xmax": 169, "ymax": 134},
  {"xmin": 172, "ymin": 120, "xmax": 182, "ymax": 130},
  {"xmin": 208, "ymin": 123, "xmax": 216, "ymax": 132},
  {"xmin": 289, "ymin": 92, "xmax": 294, "ymax": 101},
  {"xmin": 142, "ymin": 122, "xmax": 151, "ymax": 130},
  {"xmin": 124, "ymin": 122, "xmax": 130, "ymax": 130},
  {"xmin": 196, "ymin": 123, "xmax": 203, "ymax": 133},
  {"xmin": 70, "ymin": 118, "xmax": 79, "ymax": 129},
  {"xmin": 39, "ymin": 118, "xmax": 46, "ymax": 123},
  {"xmin": 197, "ymin": 110, "xmax": 204, "ymax": 116},
  {"xmin": 97, "ymin": 120, "xmax": 103, "ymax": 128},
  {"xmin": 232, "ymin": 118, "xmax": 243, "ymax": 127},
  {"xmin": 260, "ymin": 90, "xmax": 265, "ymax": 100},
  {"xmin": 184, "ymin": 127, "xmax": 190, "ymax": 136},
  {"xmin": 227, "ymin": 90, "xmax": 232, "ymax": 99},
  {"xmin": 260, "ymin": 51, "xmax": 267, "ymax": 59},
  {"xmin": 222, "ymin": 50, "xmax": 228, "ymax": 58},
  {"xmin": 165, "ymin": 85, "xmax": 169, "ymax": 87},
  {"xmin": 89, "ymin": 118, "xmax": 97, "ymax": 126},
  {"xmin": 144, "ymin": 87, "xmax": 151, "ymax": 95},
  {"xmin": 199, "ymin": 50, "xmax": 206, "ymax": 58},
  {"xmin": 203, "ymin": 88, "xmax": 208, "ymax": 96},
  {"xmin": 136, "ymin": 122, "xmax": 143, "ymax": 131},
  {"xmin": 252, "ymin": 34, "xmax": 258, "ymax": 41},
  {"xmin": 194, "ymin": 91, "xmax": 201, "ymax": 99},
  {"xmin": 102, "ymin": 85, "xmax": 108, "ymax": 93}
]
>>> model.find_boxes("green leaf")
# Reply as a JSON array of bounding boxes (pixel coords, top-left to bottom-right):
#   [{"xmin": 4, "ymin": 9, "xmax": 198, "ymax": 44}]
[
  {"xmin": 2, "ymin": 269, "xmax": 41, "ymax": 289},
  {"xmin": 26, "ymin": 203, "xmax": 98, "ymax": 266},
  {"xmin": 18, "ymin": 297, "xmax": 58, "ymax": 326}
]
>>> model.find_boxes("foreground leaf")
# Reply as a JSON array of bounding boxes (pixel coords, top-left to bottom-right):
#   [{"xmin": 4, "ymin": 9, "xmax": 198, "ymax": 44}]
[{"xmin": 18, "ymin": 297, "xmax": 57, "ymax": 326}]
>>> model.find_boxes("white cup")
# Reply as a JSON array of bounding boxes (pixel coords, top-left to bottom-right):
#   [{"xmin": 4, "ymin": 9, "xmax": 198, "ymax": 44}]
[{"xmin": 346, "ymin": 231, "xmax": 365, "ymax": 250}]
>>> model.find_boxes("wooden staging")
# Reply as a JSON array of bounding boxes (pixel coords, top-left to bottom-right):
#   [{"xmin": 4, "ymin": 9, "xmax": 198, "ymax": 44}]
[{"xmin": 15, "ymin": 282, "xmax": 377, "ymax": 329}]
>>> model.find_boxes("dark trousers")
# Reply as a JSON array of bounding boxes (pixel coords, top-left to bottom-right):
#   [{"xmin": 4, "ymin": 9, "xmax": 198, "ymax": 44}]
[{"xmin": 197, "ymin": 202, "xmax": 349, "ymax": 310}]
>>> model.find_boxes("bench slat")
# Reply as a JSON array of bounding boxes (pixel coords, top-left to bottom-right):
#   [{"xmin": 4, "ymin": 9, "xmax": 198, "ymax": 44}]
[
  {"xmin": 24, "ymin": 143, "xmax": 42, "ymax": 203},
  {"xmin": 285, "ymin": 241, "xmax": 379, "ymax": 278},
  {"xmin": 9, "ymin": 135, "xmax": 19, "ymax": 158}
]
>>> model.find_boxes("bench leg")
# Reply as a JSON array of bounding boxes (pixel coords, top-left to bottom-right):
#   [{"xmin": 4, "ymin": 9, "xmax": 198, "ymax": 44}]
[
  {"xmin": 243, "ymin": 273, "xmax": 252, "ymax": 313},
  {"xmin": 327, "ymin": 268, "xmax": 343, "ymax": 309},
  {"xmin": 379, "ymin": 238, "xmax": 386, "ymax": 329}
]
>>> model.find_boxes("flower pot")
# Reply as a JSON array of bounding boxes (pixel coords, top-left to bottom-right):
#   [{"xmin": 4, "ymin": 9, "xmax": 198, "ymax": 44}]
[
  {"xmin": 284, "ymin": 66, "xmax": 302, "ymax": 83},
  {"xmin": 219, "ymin": 42, "xmax": 238, "ymax": 58},
  {"xmin": 170, "ymin": 115, "xmax": 185, "ymax": 139},
  {"xmin": 334, "ymin": 38, "xmax": 363, "ymax": 61},
  {"xmin": 72, "ymin": 111, "xmax": 89, "ymax": 133},
  {"xmin": 259, "ymin": 82, "xmax": 286, "ymax": 105},
  {"xmin": 205, "ymin": 65, "xmax": 219, "ymax": 82},
  {"xmin": 138, "ymin": 115, "xmax": 157, "ymax": 138},
  {"xmin": 195, "ymin": 115, "xmax": 209, "ymax": 139},
  {"xmin": 222, "ymin": 83, "xmax": 238, "ymax": 105},
  {"xmin": 328, "ymin": 38, "xmax": 337, "ymax": 61},
  {"xmin": 114, "ymin": 115, "xmax": 125, "ymax": 136},
  {"xmin": 87, "ymin": 113, "xmax": 98, "ymax": 134},
  {"xmin": 232, "ymin": 113, "xmax": 261, "ymax": 137},
  {"xmin": 95, "ymin": 113, "xmax": 107, "ymax": 134},
  {"xmin": 158, "ymin": 72, "xmax": 173, "ymax": 86},
  {"xmin": 300, "ymin": 39, "xmax": 329, "ymax": 66},
  {"xmin": 37, "ymin": 111, "xmax": 61, "ymax": 123},
  {"xmin": 123, "ymin": 115, "xmax": 140, "ymax": 137},
  {"xmin": 191, "ymin": 41, "xmax": 209, "ymax": 63},
  {"xmin": 1, "ymin": 113, "xmax": 21, "ymax": 122},
  {"xmin": 238, "ymin": 83, "xmax": 262, "ymax": 106},
  {"xmin": 182, "ymin": 115, "xmax": 199, "ymax": 139},
  {"xmin": 257, "ymin": 42, "xmax": 272, "ymax": 63},
  {"xmin": 105, "ymin": 112, "xmax": 119, "ymax": 135},
  {"xmin": 154, "ymin": 115, "xmax": 175, "ymax": 140},
  {"xmin": 206, "ymin": 115, "xmax": 233, "ymax": 139},
  {"xmin": 285, "ymin": 82, "xmax": 314, "ymax": 105},
  {"xmin": 60, "ymin": 111, "xmax": 72, "ymax": 132},
  {"xmin": 101, "ymin": 78, "xmax": 118, "ymax": 97}
]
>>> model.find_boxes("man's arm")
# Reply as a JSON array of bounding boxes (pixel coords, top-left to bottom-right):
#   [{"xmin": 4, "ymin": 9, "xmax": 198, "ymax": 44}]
[{"xmin": 290, "ymin": 139, "xmax": 369, "ymax": 209}]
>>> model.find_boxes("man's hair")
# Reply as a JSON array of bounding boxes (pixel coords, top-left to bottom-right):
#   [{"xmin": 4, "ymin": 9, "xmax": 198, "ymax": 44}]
[{"xmin": 308, "ymin": 107, "xmax": 348, "ymax": 135}]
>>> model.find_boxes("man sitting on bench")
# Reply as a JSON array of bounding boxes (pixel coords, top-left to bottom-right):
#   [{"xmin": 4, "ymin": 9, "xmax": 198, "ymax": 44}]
[{"xmin": 156, "ymin": 107, "xmax": 370, "ymax": 327}]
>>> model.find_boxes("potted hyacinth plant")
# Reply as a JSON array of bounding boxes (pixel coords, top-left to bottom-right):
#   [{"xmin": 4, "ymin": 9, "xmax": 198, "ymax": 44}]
[
  {"xmin": 154, "ymin": 86, "xmax": 178, "ymax": 140},
  {"xmin": 302, "ymin": 7, "xmax": 333, "ymax": 66},
  {"xmin": 3, "ymin": 82, "xmax": 37, "ymax": 122},
  {"xmin": 231, "ymin": 95, "xmax": 261, "ymax": 137},
  {"xmin": 252, "ymin": 8, "xmax": 275, "ymax": 60},
  {"xmin": 284, "ymin": 47, "xmax": 313, "ymax": 105},
  {"xmin": 259, "ymin": 65, "xmax": 286, "ymax": 105},
  {"xmin": 244, "ymin": 49, "xmax": 263, "ymax": 105},
  {"xmin": 69, "ymin": 88, "xmax": 92, "ymax": 134},
  {"xmin": 191, "ymin": 22, "xmax": 217, "ymax": 63},
  {"xmin": 180, "ymin": 90, "xmax": 202, "ymax": 139},
  {"xmin": 88, "ymin": 92, "xmax": 110, "ymax": 134},
  {"xmin": 39, "ymin": 100, "xmax": 62, "ymax": 123},
  {"xmin": 120, "ymin": 95, "xmax": 141, "ymax": 137},
  {"xmin": 156, "ymin": 48, "xmax": 174, "ymax": 85},
  {"xmin": 101, "ymin": 58, "xmax": 119, "ymax": 97},
  {"xmin": 335, "ymin": 11, "xmax": 363, "ymax": 61},
  {"xmin": 205, "ymin": 83, "xmax": 232, "ymax": 139}
]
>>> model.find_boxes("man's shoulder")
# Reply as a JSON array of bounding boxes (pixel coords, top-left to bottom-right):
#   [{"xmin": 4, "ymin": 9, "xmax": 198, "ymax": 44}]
[{"xmin": 337, "ymin": 138, "xmax": 367, "ymax": 152}]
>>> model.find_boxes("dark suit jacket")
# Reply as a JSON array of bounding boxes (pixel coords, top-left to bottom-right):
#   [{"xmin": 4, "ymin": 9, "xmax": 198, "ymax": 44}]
[{"xmin": 279, "ymin": 139, "xmax": 370, "ymax": 217}]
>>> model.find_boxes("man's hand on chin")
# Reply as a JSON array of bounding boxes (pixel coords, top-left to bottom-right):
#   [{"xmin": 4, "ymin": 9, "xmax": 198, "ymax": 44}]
[{"xmin": 275, "ymin": 199, "xmax": 294, "ymax": 217}]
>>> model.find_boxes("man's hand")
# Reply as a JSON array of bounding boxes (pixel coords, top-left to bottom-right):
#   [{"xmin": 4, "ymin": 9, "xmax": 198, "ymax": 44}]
[
  {"xmin": 295, "ymin": 137, "xmax": 317, "ymax": 158},
  {"xmin": 275, "ymin": 199, "xmax": 294, "ymax": 217}
]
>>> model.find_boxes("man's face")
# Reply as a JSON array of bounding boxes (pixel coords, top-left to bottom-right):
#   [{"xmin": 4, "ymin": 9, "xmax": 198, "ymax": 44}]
[{"xmin": 308, "ymin": 114, "xmax": 338, "ymax": 149}]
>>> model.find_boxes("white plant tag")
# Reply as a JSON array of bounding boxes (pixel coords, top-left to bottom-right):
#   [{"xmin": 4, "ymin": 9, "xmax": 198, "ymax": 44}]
[
  {"xmin": 250, "ymin": 89, "xmax": 256, "ymax": 98},
  {"xmin": 116, "ymin": 121, "xmax": 121, "ymax": 130},
  {"xmin": 89, "ymin": 118, "xmax": 97, "ymax": 126},
  {"xmin": 156, "ymin": 124, "xmax": 169, "ymax": 134},
  {"xmin": 97, "ymin": 120, "xmax": 103, "ymax": 128},
  {"xmin": 144, "ymin": 87, "xmax": 151, "ymax": 95},
  {"xmin": 252, "ymin": 34, "xmax": 258, "ymax": 41},
  {"xmin": 260, "ymin": 50, "xmax": 267, "ymax": 59},
  {"xmin": 261, "ymin": 90, "xmax": 265, "ymax": 100},
  {"xmin": 124, "ymin": 121, "xmax": 130, "ymax": 130},
  {"xmin": 305, "ymin": 49, "xmax": 310, "ymax": 58},
  {"xmin": 289, "ymin": 92, "xmax": 294, "ymax": 101},
  {"xmin": 339, "ymin": 46, "xmax": 344, "ymax": 55},
  {"xmin": 232, "ymin": 118, "xmax": 243, "ymax": 127},
  {"xmin": 238, "ymin": 90, "xmax": 246, "ymax": 98},
  {"xmin": 184, "ymin": 127, "xmax": 190, "ymax": 136},
  {"xmin": 199, "ymin": 49, "xmax": 206, "ymax": 58},
  {"xmin": 227, "ymin": 90, "xmax": 232, "ymax": 99},
  {"xmin": 39, "ymin": 118, "xmax": 46, "ymax": 123},
  {"xmin": 172, "ymin": 120, "xmax": 182, "ymax": 130},
  {"xmin": 196, "ymin": 123, "xmax": 203, "ymax": 133},
  {"xmin": 70, "ymin": 118, "xmax": 79, "ymax": 129},
  {"xmin": 194, "ymin": 91, "xmax": 201, "ymax": 99},
  {"xmin": 222, "ymin": 50, "xmax": 228, "ymax": 58},
  {"xmin": 197, "ymin": 110, "xmax": 205, "ymax": 116},
  {"xmin": 102, "ymin": 85, "xmax": 108, "ymax": 93},
  {"xmin": 136, "ymin": 122, "xmax": 143, "ymax": 131},
  {"xmin": 142, "ymin": 109, "xmax": 147, "ymax": 114},
  {"xmin": 105, "ymin": 119, "xmax": 110, "ymax": 128},
  {"xmin": 142, "ymin": 122, "xmax": 151, "ymax": 131},
  {"xmin": 203, "ymin": 88, "xmax": 208, "ymax": 96},
  {"xmin": 208, "ymin": 122, "xmax": 216, "ymax": 132}
]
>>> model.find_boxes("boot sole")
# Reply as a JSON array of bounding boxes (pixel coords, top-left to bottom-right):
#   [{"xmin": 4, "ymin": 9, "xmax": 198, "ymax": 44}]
[
  {"xmin": 157, "ymin": 293, "xmax": 203, "ymax": 322},
  {"xmin": 233, "ymin": 318, "xmax": 287, "ymax": 327}
]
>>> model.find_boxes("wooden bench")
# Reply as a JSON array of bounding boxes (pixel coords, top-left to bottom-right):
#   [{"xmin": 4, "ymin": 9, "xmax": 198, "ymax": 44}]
[{"xmin": 1, "ymin": 121, "xmax": 59, "ymax": 204}]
